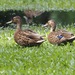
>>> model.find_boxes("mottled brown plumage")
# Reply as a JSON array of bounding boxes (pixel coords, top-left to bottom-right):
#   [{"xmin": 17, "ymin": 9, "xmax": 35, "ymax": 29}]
[
  {"xmin": 24, "ymin": 10, "xmax": 44, "ymax": 24},
  {"xmin": 7, "ymin": 16, "xmax": 44, "ymax": 46},
  {"xmin": 43, "ymin": 20, "xmax": 75, "ymax": 45}
]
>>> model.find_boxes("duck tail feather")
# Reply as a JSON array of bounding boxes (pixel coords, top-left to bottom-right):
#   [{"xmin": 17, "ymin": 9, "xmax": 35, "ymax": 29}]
[
  {"xmin": 68, "ymin": 36, "xmax": 75, "ymax": 40},
  {"xmin": 36, "ymin": 40, "xmax": 44, "ymax": 43}
]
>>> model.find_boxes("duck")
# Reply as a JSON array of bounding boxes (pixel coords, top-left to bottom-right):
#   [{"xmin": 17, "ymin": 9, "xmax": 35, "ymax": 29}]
[
  {"xmin": 24, "ymin": 9, "xmax": 44, "ymax": 24},
  {"xmin": 6, "ymin": 16, "xmax": 44, "ymax": 46},
  {"xmin": 43, "ymin": 20, "xmax": 75, "ymax": 45}
]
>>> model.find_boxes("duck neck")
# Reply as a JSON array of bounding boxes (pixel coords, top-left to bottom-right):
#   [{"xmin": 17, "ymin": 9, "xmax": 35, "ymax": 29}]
[
  {"xmin": 50, "ymin": 26, "xmax": 56, "ymax": 32},
  {"xmin": 16, "ymin": 21, "xmax": 22, "ymax": 31}
]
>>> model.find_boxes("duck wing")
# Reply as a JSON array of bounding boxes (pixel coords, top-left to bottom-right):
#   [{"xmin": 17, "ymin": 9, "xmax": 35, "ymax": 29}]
[
  {"xmin": 24, "ymin": 29, "xmax": 36, "ymax": 33},
  {"xmin": 23, "ymin": 29, "xmax": 44, "ymax": 40},
  {"xmin": 48, "ymin": 31, "xmax": 75, "ymax": 45},
  {"xmin": 57, "ymin": 29, "xmax": 74, "ymax": 37}
]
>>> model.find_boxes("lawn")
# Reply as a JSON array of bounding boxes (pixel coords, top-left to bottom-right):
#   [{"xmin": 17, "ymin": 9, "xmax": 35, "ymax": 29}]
[
  {"xmin": 0, "ymin": 0, "xmax": 75, "ymax": 75},
  {"xmin": 0, "ymin": 0, "xmax": 75, "ymax": 11},
  {"xmin": 0, "ymin": 24, "xmax": 75, "ymax": 75}
]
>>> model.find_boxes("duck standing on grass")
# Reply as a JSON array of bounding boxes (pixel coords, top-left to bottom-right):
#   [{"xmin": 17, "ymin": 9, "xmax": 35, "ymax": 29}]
[
  {"xmin": 6, "ymin": 16, "xmax": 44, "ymax": 46},
  {"xmin": 43, "ymin": 20, "xmax": 75, "ymax": 45}
]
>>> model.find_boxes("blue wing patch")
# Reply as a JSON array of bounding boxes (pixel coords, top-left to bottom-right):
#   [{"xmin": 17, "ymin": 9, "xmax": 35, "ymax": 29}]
[{"xmin": 57, "ymin": 35, "xmax": 63, "ymax": 39}]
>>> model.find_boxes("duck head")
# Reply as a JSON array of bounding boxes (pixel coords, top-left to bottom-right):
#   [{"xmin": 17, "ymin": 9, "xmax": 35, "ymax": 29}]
[
  {"xmin": 43, "ymin": 20, "xmax": 56, "ymax": 32},
  {"xmin": 6, "ymin": 16, "xmax": 22, "ymax": 24},
  {"xmin": 6, "ymin": 16, "xmax": 22, "ymax": 30}
]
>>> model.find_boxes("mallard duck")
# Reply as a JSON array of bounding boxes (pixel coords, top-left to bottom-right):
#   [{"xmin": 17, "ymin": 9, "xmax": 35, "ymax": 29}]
[
  {"xmin": 6, "ymin": 16, "xmax": 44, "ymax": 46},
  {"xmin": 43, "ymin": 20, "xmax": 75, "ymax": 45},
  {"xmin": 24, "ymin": 10, "xmax": 44, "ymax": 24}
]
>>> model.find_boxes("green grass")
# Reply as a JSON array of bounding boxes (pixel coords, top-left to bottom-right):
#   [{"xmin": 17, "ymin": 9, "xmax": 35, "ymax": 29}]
[
  {"xmin": 0, "ymin": 24, "xmax": 75, "ymax": 75},
  {"xmin": 0, "ymin": 0, "xmax": 75, "ymax": 11}
]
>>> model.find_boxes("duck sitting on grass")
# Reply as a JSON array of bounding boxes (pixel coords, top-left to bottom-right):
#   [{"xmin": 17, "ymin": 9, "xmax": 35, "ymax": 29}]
[
  {"xmin": 43, "ymin": 20, "xmax": 75, "ymax": 45},
  {"xmin": 6, "ymin": 16, "xmax": 44, "ymax": 46}
]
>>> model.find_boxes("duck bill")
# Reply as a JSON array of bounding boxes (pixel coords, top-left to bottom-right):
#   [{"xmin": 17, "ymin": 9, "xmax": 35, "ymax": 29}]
[
  {"xmin": 6, "ymin": 20, "xmax": 12, "ymax": 24},
  {"xmin": 42, "ymin": 23, "xmax": 48, "ymax": 27}
]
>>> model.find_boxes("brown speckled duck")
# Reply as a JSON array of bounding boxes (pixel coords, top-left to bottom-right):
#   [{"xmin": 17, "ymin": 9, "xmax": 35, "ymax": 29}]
[
  {"xmin": 7, "ymin": 16, "xmax": 44, "ymax": 46},
  {"xmin": 43, "ymin": 20, "xmax": 75, "ymax": 45},
  {"xmin": 24, "ymin": 9, "xmax": 44, "ymax": 24}
]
